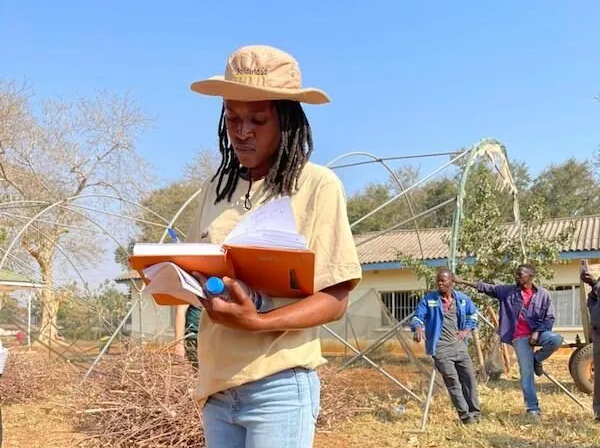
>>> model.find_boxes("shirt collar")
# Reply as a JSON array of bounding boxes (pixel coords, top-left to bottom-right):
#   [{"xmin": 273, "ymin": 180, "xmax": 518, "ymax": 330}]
[{"xmin": 437, "ymin": 289, "xmax": 457, "ymax": 303}]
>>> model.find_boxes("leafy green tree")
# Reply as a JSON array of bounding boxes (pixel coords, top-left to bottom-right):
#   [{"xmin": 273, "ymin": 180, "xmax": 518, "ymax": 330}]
[
  {"xmin": 345, "ymin": 158, "xmax": 534, "ymax": 234},
  {"xmin": 0, "ymin": 295, "xmax": 26, "ymax": 326},
  {"xmin": 529, "ymin": 158, "xmax": 600, "ymax": 218},
  {"xmin": 55, "ymin": 281, "xmax": 129, "ymax": 340},
  {"xmin": 399, "ymin": 163, "xmax": 574, "ymax": 301},
  {"xmin": 346, "ymin": 183, "xmax": 399, "ymax": 234},
  {"xmin": 419, "ymin": 177, "xmax": 458, "ymax": 228}
]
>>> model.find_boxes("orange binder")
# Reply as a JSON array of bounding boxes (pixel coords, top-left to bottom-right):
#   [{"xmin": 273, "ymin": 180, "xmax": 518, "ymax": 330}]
[{"xmin": 128, "ymin": 244, "xmax": 315, "ymax": 306}]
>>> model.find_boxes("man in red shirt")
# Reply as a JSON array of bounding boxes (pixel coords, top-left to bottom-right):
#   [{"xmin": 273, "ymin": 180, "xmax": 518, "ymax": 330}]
[{"xmin": 457, "ymin": 264, "xmax": 563, "ymax": 416}]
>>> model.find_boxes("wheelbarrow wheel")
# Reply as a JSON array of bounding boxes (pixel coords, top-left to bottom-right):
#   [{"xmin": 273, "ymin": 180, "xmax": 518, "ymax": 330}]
[{"xmin": 569, "ymin": 343, "xmax": 594, "ymax": 395}]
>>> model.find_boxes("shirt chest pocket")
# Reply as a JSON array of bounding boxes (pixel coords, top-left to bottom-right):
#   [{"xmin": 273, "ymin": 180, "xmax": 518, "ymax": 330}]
[
  {"xmin": 527, "ymin": 302, "xmax": 544, "ymax": 320},
  {"xmin": 510, "ymin": 297, "xmax": 524, "ymax": 314}
]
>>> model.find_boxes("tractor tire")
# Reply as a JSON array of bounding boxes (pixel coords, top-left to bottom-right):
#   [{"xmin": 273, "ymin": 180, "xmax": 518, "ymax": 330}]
[
  {"xmin": 569, "ymin": 343, "xmax": 594, "ymax": 395},
  {"xmin": 568, "ymin": 346, "xmax": 583, "ymax": 377}
]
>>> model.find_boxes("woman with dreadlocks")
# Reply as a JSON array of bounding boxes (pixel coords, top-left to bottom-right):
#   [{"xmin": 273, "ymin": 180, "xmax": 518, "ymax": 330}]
[{"xmin": 180, "ymin": 45, "xmax": 362, "ymax": 448}]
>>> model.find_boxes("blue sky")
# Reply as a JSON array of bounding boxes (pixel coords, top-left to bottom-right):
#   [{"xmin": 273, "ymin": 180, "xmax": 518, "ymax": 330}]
[
  {"xmin": 2, "ymin": 1, "xmax": 599, "ymax": 196},
  {"xmin": 1, "ymin": 1, "xmax": 599, "ymax": 286}
]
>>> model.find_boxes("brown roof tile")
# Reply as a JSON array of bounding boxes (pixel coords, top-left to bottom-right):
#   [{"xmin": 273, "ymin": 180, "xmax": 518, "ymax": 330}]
[{"xmin": 356, "ymin": 214, "xmax": 600, "ymax": 265}]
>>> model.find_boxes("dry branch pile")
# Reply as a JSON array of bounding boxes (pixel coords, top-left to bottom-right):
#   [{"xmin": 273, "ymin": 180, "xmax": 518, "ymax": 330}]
[
  {"xmin": 72, "ymin": 347, "xmax": 204, "ymax": 448},
  {"xmin": 70, "ymin": 345, "xmax": 386, "ymax": 447},
  {"xmin": 0, "ymin": 349, "xmax": 75, "ymax": 405},
  {"xmin": 318, "ymin": 365, "xmax": 379, "ymax": 430}
]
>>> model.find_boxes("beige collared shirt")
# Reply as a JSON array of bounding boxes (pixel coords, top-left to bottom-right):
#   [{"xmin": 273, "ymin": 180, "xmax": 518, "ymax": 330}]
[{"xmin": 185, "ymin": 162, "xmax": 362, "ymax": 404}]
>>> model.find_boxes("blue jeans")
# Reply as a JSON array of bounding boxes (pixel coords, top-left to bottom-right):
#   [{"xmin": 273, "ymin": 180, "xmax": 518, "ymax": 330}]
[
  {"xmin": 203, "ymin": 367, "xmax": 320, "ymax": 448},
  {"xmin": 512, "ymin": 331, "xmax": 564, "ymax": 413}
]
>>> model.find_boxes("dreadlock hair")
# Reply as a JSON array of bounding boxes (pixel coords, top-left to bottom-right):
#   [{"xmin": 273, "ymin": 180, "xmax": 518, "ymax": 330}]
[{"xmin": 211, "ymin": 100, "xmax": 313, "ymax": 209}]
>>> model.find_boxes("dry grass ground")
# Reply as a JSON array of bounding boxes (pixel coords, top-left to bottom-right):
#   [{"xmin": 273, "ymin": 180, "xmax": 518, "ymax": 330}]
[
  {"xmin": 2, "ymin": 400, "xmax": 78, "ymax": 448},
  {"xmin": 0, "ymin": 351, "xmax": 598, "ymax": 447},
  {"xmin": 315, "ymin": 357, "xmax": 600, "ymax": 448}
]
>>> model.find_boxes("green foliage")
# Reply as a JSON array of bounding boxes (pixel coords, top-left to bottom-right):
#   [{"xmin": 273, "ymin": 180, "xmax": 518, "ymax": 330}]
[
  {"xmin": 0, "ymin": 295, "xmax": 26, "ymax": 326},
  {"xmin": 114, "ymin": 240, "xmax": 136, "ymax": 268},
  {"xmin": 457, "ymin": 172, "xmax": 574, "ymax": 283},
  {"xmin": 30, "ymin": 281, "xmax": 130, "ymax": 340},
  {"xmin": 419, "ymin": 178, "xmax": 459, "ymax": 228},
  {"xmin": 396, "ymin": 162, "xmax": 574, "ymax": 308},
  {"xmin": 114, "ymin": 182, "xmax": 201, "ymax": 267},
  {"xmin": 347, "ymin": 183, "xmax": 399, "ymax": 234},
  {"xmin": 346, "ymin": 157, "xmax": 541, "ymax": 235},
  {"xmin": 347, "ymin": 154, "xmax": 600, "ymax": 238},
  {"xmin": 346, "ymin": 167, "xmax": 459, "ymax": 234},
  {"xmin": 396, "ymin": 255, "xmax": 436, "ymax": 290},
  {"xmin": 529, "ymin": 158, "xmax": 600, "ymax": 218},
  {"xmin": 138, "ymin": 182, "xmax": 201, "ymax": 243}
]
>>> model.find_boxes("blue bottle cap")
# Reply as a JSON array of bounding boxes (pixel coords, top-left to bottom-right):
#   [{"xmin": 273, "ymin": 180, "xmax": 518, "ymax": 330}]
[{"xmin": 205, "ymin": 277, "xmax": 225, "ymax": 295}]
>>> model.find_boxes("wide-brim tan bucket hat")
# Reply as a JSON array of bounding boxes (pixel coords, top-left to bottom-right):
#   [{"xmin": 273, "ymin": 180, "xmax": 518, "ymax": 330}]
[{"xmin": 191, "ymin": 45, "xmax": 330, "ymax": 105}]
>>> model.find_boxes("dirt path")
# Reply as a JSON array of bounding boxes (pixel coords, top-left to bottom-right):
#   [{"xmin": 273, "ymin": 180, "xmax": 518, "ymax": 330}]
[{"xmin": 2, "ymin": 400, "xmax": 78, "ymax": 448}]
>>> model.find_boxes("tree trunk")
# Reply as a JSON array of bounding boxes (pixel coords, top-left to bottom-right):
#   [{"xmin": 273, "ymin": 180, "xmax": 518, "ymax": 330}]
[
  {"xmin": 486, "ymin": 305, "xmax": 511, "ymax": 373},
  {"xmin": 472, "ymin": 329, "xmax": 488, "ymax": 382},
  {"xmin": 31, "ymin": 250, "xmax": 58, "ymax": 347}
]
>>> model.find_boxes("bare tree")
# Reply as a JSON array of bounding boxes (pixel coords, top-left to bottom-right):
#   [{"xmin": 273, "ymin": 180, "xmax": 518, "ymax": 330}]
[
  {"xmin": 0, "ymin": 79, "xmax": 151, "ymax": 344},
  {"xmin": 183, "ymin": 146, "xmax": 221, "ymax": 188}
]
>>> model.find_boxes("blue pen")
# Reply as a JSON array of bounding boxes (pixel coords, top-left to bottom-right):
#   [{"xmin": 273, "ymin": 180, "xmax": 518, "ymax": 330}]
[{"xmin": 167, "ymin": 227, "xmax": 181, "ymax": 243}]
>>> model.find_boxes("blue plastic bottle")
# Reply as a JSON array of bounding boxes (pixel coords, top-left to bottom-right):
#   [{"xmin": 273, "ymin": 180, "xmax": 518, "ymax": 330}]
[{"xmin": 205, "ymin": 277, "xmax": 271, "ymax": 312}]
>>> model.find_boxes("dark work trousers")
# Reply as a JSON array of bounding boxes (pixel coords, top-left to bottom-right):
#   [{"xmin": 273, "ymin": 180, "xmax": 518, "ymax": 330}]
[
  {"xmin": 593, "ymin": 328, "xmax": 600, "ymax": 416},
  {"xmin": 433, "ymin": 343, "xmax": 481, "ymax": 421}
]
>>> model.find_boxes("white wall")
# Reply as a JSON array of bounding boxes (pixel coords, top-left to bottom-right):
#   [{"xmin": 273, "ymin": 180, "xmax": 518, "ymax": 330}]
[{"xmin": 130, "ymin": 290, "xmax": 174, "ymax": 342}]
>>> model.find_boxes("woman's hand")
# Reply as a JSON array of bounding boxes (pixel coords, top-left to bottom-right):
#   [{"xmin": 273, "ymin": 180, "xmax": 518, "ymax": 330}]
[
  {"xmin": 192, "ymin": 273, "xmax": 262, "ymax": 331},
  {"xmin": 192, "ymin": 273, "xmax": 352, "ymax": 332}
]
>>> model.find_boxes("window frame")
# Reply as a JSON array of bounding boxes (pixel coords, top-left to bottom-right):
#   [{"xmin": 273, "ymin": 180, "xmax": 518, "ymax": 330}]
[{"xmin": 378, "ymin": 289, "xmax": 424, "ymax": 327}]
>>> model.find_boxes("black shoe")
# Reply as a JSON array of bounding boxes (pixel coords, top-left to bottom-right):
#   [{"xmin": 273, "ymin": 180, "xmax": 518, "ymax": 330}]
[
  {"xmin": 461, "ymin": 416, "xmax": 477, "ymax": 425},
  {"xmin": 595, "ymin": 415, "xmax": 600, "ymax": 423},
  {"xmin": 533, "ymin": 359, "xmax": 543, "ymax": 377}
]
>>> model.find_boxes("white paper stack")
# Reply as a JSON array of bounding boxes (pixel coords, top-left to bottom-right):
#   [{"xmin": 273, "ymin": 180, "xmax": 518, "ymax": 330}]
[{"xmin": 142, "ymin": 262, "xmax": 206, "ymax": 307}]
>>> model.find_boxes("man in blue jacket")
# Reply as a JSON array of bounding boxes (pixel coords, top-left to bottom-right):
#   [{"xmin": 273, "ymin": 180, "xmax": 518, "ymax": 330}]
[
  {"xmin": 411, "ymin": 268, "xmax": 481, "ymax": 424},
  {"xmin": 457, "ymin": 264, "xmax": 563, "ymax": 417}
]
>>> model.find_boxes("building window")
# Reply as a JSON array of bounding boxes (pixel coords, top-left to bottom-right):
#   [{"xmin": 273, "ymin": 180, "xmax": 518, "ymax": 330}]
[
  {"xmin": 549, "ymin": 285, "xmax": 582, "ymax": 327},
  {"xmin": 380, "ymin": 290, "xmax": 424, "ymax": 326}
]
